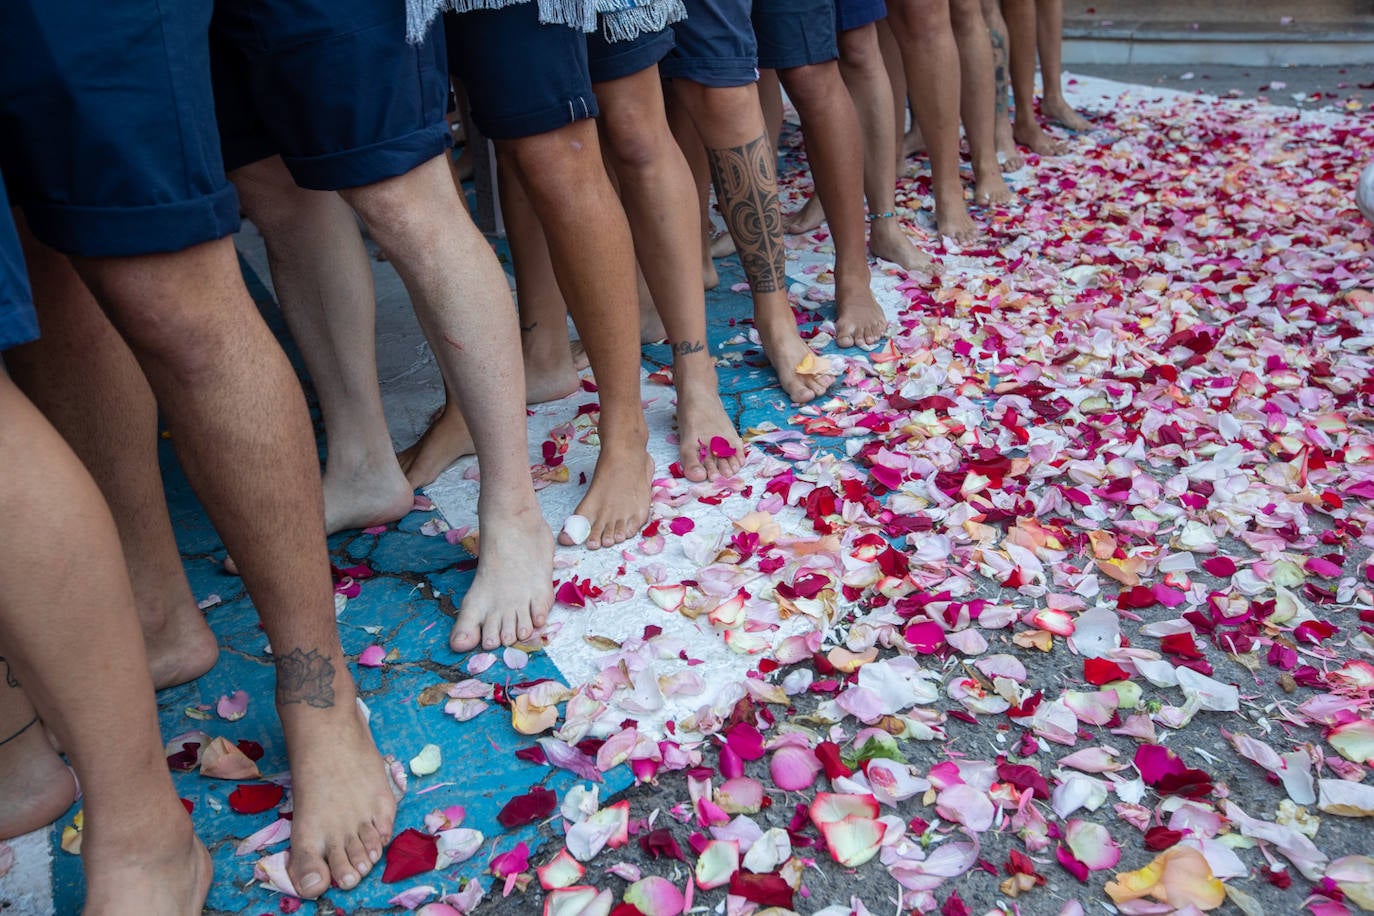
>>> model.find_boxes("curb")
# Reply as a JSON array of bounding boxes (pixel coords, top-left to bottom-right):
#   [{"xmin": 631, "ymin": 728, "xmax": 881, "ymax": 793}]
[{"xmin": 1064, "ymin": 25, "xmax": 1374, "ymax": 66}]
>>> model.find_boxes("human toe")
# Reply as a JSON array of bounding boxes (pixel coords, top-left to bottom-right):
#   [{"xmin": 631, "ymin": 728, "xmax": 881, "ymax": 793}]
[
  {"xmin": 327, "ymin": 843, "xmax": 361, "ymax": 890},
  {"xmin": 346, "ymin": 835, "xmax": 373, "ymax": 879},
  {"xmin": 287, "ymin": 849, "xmax": 330, "ymax": 899}
]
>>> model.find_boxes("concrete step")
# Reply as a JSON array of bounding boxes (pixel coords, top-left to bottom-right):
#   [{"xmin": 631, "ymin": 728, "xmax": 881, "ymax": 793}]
[{"xmin": 1063, "ymin": 0, "xmax": 1374, "ymax": 66}]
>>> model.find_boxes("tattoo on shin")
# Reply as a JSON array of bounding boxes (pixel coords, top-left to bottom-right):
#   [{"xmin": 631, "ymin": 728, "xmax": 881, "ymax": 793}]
[
  {"xmin": 706, "ymin": 137, "xmax": 786, "ymax": 294},
  {"xmin": 275, "ymin": 648, "xmax": 336, "ymax": 708},
  {"xmin": 1, "ymin": 656, "xmax": 17, "ymax": 689},
  {"xmin": 990, "ymin": 30, "xmax": 1010, "ymax": 119},
  {"xmin": 673, "ymin": 339, "xmax": 706, "ymax": 357}
]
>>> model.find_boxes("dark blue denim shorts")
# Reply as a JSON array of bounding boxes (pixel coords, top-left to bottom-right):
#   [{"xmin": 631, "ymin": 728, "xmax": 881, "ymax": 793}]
[
  {"xmin": 446, "ymin": 4, "xmax": 599, "ymax": 140},
  {"xmin": 660, "ymin": 0, "xmax": 759, "ymax": 88},
  {"xmin": 588, "ymin": 23, "xmax": 676, "ymax": 84},
  {"xmin": 753, "ymin": 0, "xmax": 840, "ymax": 70},
  {"xmin": 0, "ymin": 179, "xmax": 37, "ymax": 353},
  {"xmin": 212, "ymin": 0, "xmax": 451, "ymax": 190},
  {"xmin": 0, "ymin": 0, "xmax": 239, "ymax": 258},
  {"xmin": 836, "ymin": 0, "xmax": 887, "ymax": 32}
]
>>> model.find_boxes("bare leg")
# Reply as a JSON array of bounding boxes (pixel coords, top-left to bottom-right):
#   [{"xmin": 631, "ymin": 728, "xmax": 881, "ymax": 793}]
[
  {"xmin": 949, "ymin": 0, "xmax": 1014, "ymax": 206},
  {"xmin": 1035, "ymin": 0, "xmax": 1092, "ymax": 129},
  {"xmin": 0, "ymin": 670, "xmax": 76, "ymax": 840},
  {"xmin": 876, "ymin": 20, "xmax": 915, "ymax": 172},
  {"xmin": 4, "ymin": 224, "xmax": 218, "ymax": 689},
  {"xmin": 1003, "ymin": 0, "xmax": 1068, "ymax": 154},
  {"xmin": 497, "ymin": 122, "xmax": 654, "ymax": 550},
  {"xmin": 335, "ymin": 155, "xmax": 555, "ymax": 648},
  {"xmin": 499, "ymin": 165, "xmax": 583, "ymax": 405},
  {"xmin": 0, "ymin": 370, "xmax": 211, "ymax": 913},
  {"xmin": 73, "ymin": 238, "xmax": 394, "ymax": 899},
  {"xmin": 666, "ymin": 96, "xmax": 720, "ymax": 291},
  {"xmin": 981, "ymin": 0, "xmax": 1026, "ymax": 171},
  {"xmin": 596, "ymin": 65, "xmax": 744, "ymax": 482},
  {"xmin": 887, "ymin": 0, "xmax": 980, "ymax": 243},
  {"xmin": 778, "ymin": 60, "xmax": 887, "ymax": 349},
  {"xmin": 231, "ymin": 157, "xmax": 416, "ymax": 534},
  {"xmin": 837, "ymin": 23, "xmax": 937, "ymax": 274},
  {"xmin": 449, "ymin": 79, "xmax": 476, "ymax": 183},
  {"xmin": 670, "ymin": 79, "xmax": 836, "ymax": 403}
]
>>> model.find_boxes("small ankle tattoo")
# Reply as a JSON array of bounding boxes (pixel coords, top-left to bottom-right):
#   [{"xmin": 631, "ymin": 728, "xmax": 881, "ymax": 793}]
[
  {"xmin": 672, "ymin": 339, "xmax": 706, "ymax": 357},
  {"xmin": 0, "ymin": 715, "xmax": 39, "ymax": 747}
]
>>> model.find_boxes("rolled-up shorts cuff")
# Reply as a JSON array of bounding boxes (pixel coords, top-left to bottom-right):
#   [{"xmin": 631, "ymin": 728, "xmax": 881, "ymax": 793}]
[
  {"xmin": 285, "ymin": 122, "xmax": 453, "ymax": 191},
  {"xmin": 588, "ymin": 24, "xmax": 675, "ymax": 84},
  {"xmin": 753, "ymin": 0, "xmax": 840, "ymax": 70},
  {"xmin": 836, "ymin": 0, "xmax": 886, "ymax": 32},
  {"xmin": 658, "ymin": 55, "xmax": 757, "ymax": 86},
  {"xmin": 22, "ymin": 186, "xmax": 241, "ymax": 260}
]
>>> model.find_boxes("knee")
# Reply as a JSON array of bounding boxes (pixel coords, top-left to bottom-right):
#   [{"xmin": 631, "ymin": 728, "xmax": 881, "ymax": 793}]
[
  {"xmin": 342, "ymin": 156, "xmax": 455, "ymax": 243},
  {"xmin": 229, "ymin": 157, "xmax": 313, "ymax": 237},
  {"xmin": 602, "ymin": 114, "xmax": 671, "ymax": 175},
  {"xmin": 781, "ymin": 63, "xmax": 845, "ymax": 116},
  {"xmin": 502, "ymin": 121, "xmax": 606, "ymax": 196}
]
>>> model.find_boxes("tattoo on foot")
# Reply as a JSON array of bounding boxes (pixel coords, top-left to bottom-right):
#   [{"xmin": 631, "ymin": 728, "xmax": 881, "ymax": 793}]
[
  {"xmin": 706, "ymin": 137, "xmax": 786, "ymax": 294},
  {"xmin": 673, "ymin": 339, "xmax": 706, "ymax": 356},
  {"xmin": 275, "ymin": 648, "xmax": 336, "ymax": 708}
]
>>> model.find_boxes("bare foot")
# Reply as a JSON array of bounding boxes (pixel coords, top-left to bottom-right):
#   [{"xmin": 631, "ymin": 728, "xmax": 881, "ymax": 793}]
[
  {"xmin": 934, "ymin": 193, "xmax": 980, "ymax": 246},
  {"xmin": 703, "ymin": 260, "xmax": 720, "ymax": 292},
  {"xmin": 869, "ymin": 218, "xmax": 938, "ymax": 275},
  {"xmin": 143, "ymin": 608, "xmax": 220, "ymax": 691},
  {"xmin": 902, "ymin": 125, "xmax": 926, "ymax": 160},
  {"xmin": 639, "ymin": 302, "xmax": 667, "ymax": 345},
  {"xmin": 1013, "ymin": 117, "xmax": 1069, "ymax": 156},
  {"xmin": 785, "ymin": 194, "xmax": 824, "ymax": 236},
  {"xmin": 322, "ymin": 459, "xmax": 415, "ymax": 537},
  {"xmin": 83, "ymin": 807, "xmax": 211, "ymax": 915},
  {"xmin": 397, "ymin": 403, "xmax": 475, "ymax": 490},
  {"xmin": 674, "ymin": 369, "xmax": 745, "ymax": 482},
  {"xmin": 450, "ymin": 502, "xmax": 554, "ymax": 651},
  {"xmin": 973, "ymin": 169, "xmax": 1015, "ymax": 208},
  {"xmin": 524, "ymin": 326, "xmax": 582, "ymax": 405},
  {"xmin": 280, "ymin": 696, "xmax": 396, "ymax": 898},
  {"xmin": 834, "ymin": 281, "xmax": 888, "ymax": 350},
  {"xmin": 755, "ymin": 306, "xmax": 835, "ymax": 404},
  {"xmin": 709, "ymin": 231, "xmax": 737, "ymax": 259},
  {"xmin": 0, "ymin": 711, "xmax": 78, "ymax": 840},
  {"xmin": 1042, "ymin": 99, "xmax": 1093, "ymax": 132},
  {"xmin": 558, "ymin": 446, "xmax": 654, "ymax": 550},
  {"xmin": 995, "ymin": 120, "xmax": 1026, "ymax": 172}
]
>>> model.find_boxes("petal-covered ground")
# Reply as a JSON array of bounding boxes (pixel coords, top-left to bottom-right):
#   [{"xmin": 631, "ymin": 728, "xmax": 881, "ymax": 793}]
[{"xmin": 3, "ymin": 74, "xmax": 1371, "ymax": 915}]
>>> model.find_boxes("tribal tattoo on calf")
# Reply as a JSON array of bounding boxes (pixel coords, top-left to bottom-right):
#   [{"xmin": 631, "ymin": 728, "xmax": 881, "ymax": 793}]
[
  {"xmin": 275, "ymin": 648, "xmax": 336, "ymax": 709},
  {"xmin": 706, "ymin": 136, "xmax": 787, "ymax": 294}
]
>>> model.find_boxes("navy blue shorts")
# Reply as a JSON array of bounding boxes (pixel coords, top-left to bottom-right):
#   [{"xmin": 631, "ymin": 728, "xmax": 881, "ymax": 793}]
[
  {"xmin": 212, "ymin": 0, "xmax": 451, "ymax": 191},
  {"xmin": 446, "ymin": 5, "xmax": 598, "ymax": 141},
  {"xmin": 0, "ymin": 180, "xmax": 37, "ymax": 353},
  {"xmin": 753, "ymin": 0, "xmax": 840, "ymax": 70},
  {"xmin": 588, "ymin": 24, "xmax": 676, "ymax": 84},
  {"xmin": 660, "ymin": 0, "xmax": 758, "ymax": 88},
  {"xmin": 0, "ymin": 0, "xmax": 239, "ymax": 259},
  {"xmin": 836, "ymin": 0, "xmax": 887, "ymax": 32}
]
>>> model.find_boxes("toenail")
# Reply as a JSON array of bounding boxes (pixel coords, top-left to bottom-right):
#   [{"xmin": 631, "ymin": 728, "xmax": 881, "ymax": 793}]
[
  {"xmin": 299, "ymin": 873, "xmax": 324, "ymax": 892},
  {"xmin": 341, "ymin": 873, "xmax": 358, "ymax": 889},
  {"xmin": 370, "ymin": 849, "xmax": 382, "ymax": 863}
]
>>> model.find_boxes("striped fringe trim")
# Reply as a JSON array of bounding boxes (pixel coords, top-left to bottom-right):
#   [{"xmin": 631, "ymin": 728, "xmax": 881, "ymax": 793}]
[
  {"xmin": 599, "ymin": 0, "xmax": 686, "ymax": 42},
  {"xmin": 406, "ymin": 0, "xmax": 597, "ymax": 43}
]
